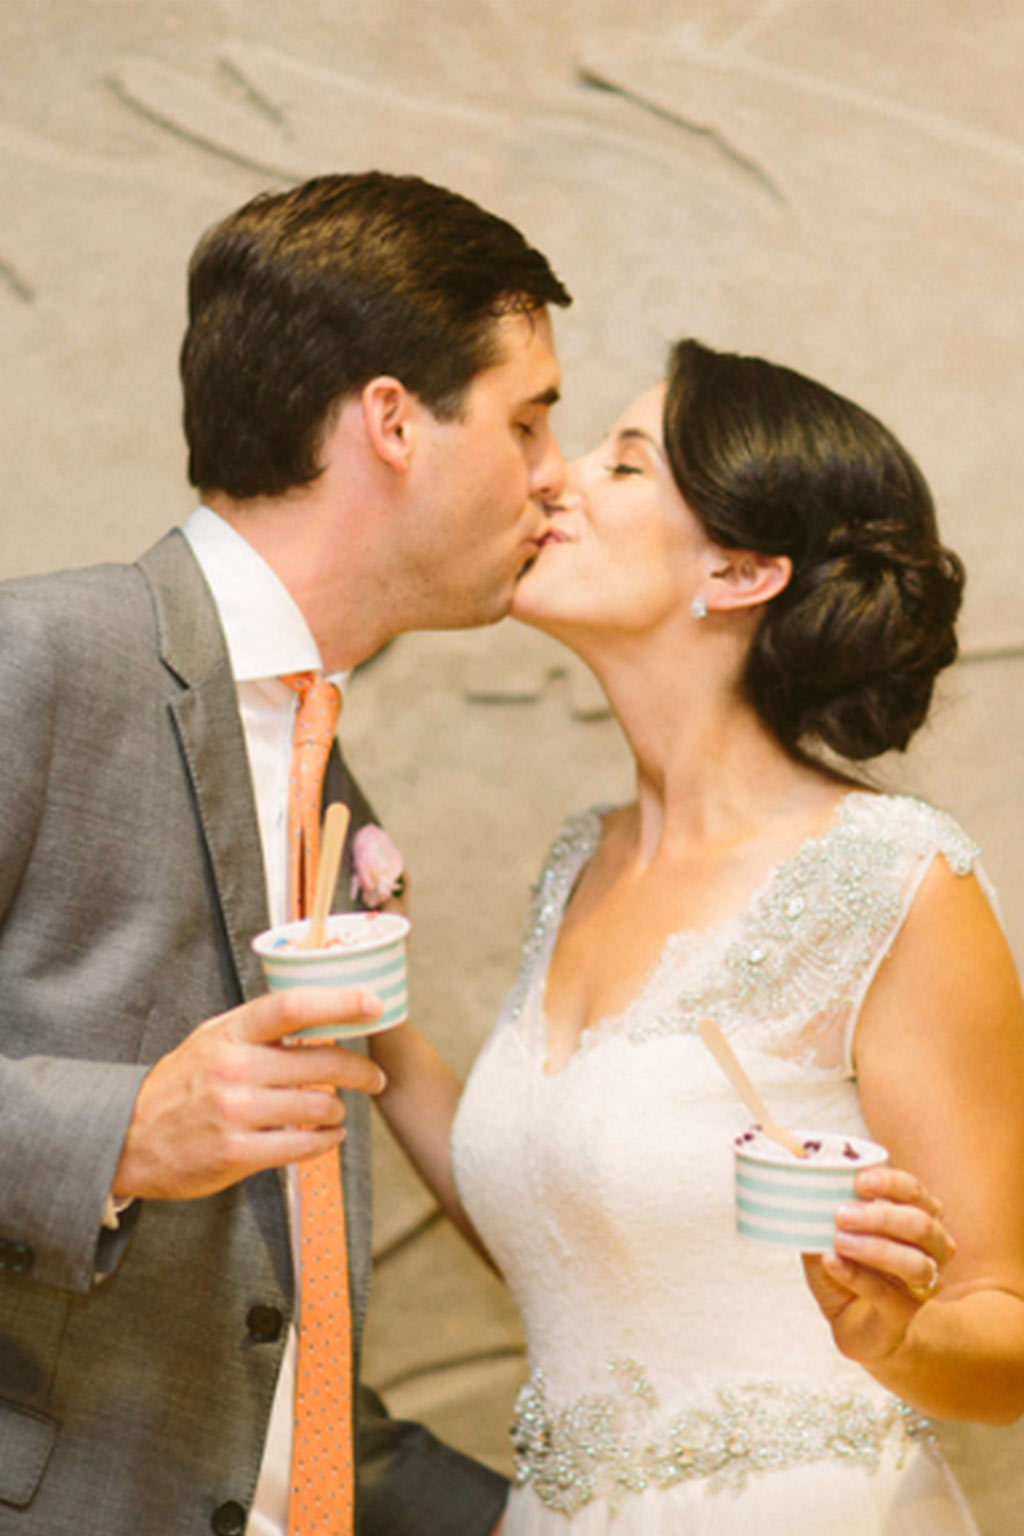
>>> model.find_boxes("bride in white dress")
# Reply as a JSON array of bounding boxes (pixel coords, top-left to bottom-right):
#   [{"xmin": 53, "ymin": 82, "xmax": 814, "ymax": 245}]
[{"xmin": 370, "ymin": 340, "xmax": 1024, "ymax": 1534}]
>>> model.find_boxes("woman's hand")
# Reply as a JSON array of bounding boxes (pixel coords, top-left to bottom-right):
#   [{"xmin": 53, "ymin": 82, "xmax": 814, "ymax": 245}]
[{"xmin": 802, "ymin": 1165, "xmax": 958, "ymax": 1364}]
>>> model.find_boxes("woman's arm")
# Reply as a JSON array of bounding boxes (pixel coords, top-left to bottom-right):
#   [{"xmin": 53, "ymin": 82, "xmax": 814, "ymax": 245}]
[
  {"xmin": 368, "ymin": 1019, "xmax": 494, "ymax": 1262},
  {"xmin": 805, "ymin": 858, "xmax": 1024, "ymax": 1423},
  {"xmin": 363, "ymin": 879, "xmax": 497, "ymax": 1261}
]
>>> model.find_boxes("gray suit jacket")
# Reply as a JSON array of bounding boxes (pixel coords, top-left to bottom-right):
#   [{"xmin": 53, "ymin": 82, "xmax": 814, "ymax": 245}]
[{"xmin": 0, "ymin": 531, "xmax": 505, "ymax": 1533}]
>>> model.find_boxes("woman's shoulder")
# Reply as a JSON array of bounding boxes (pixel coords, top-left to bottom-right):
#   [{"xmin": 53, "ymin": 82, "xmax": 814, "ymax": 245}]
[
  {"xmin": 840, "ymin": 790, "xmax": 979, "ymax": 877},
  {"xmin": 535, "ymin": 803, "xmax": 621, "ymax": 876},
  {"xmin": 522, "ymin": 803, "xmax": 623, "ymax": 938}
]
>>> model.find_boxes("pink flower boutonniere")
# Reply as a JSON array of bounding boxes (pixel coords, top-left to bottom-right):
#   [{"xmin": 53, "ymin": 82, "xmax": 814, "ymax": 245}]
[{"xmin": 351, "ymin": 824, "xmax": 406, "ymax": 909}]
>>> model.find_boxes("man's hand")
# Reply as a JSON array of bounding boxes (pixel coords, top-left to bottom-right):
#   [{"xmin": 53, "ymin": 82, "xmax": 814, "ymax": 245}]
[{"xmin": 112, "ymin": 987, "xmax": 386, "ymax": 1201}]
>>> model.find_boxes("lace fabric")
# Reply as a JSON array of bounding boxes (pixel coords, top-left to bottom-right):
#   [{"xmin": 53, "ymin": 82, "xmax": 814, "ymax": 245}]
[
  {"xmin": 504, "ymin": 792, "xmax": 977, "ymax": 1075},
  {"xmin": 452, "ymin": 792, "xmax": 994, "ymax": 1533}
]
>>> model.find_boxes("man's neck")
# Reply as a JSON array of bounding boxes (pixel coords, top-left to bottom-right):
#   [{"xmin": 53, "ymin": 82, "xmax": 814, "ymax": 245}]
[{"xmin": 204, "ymin": 490, "xmax": 395, "ymax": 671}]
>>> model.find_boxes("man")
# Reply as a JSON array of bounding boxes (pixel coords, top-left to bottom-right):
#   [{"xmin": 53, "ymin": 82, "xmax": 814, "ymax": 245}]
[{"xmin": 0, "ymin": 172, "xmax": 569, "ymax": 1535}]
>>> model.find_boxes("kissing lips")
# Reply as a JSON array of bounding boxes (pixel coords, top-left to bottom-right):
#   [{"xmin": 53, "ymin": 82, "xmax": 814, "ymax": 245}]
[
  {"xmin": 516, "ymin": 527, "xmax": 571, "ymax": 581},
  {"xmin": 518, "ymin": 527, "xmax": 570, "ymax": 576}
]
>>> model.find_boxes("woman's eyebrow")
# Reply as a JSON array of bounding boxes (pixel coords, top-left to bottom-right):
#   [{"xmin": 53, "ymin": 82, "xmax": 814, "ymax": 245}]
[{"xmin": 616, "ymin": 427, "xmax": 666, "ymax": 459}]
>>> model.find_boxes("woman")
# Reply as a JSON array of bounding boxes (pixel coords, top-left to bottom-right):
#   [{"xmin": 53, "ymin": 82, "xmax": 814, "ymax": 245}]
[{"xmin": 370, "ymin": 340, "xmax": 1024, "ymax": 1533}]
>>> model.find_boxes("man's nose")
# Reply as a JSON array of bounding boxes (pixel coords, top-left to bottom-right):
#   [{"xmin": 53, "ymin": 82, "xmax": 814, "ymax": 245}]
[{"xmin": 529, "ymin": 430, "xmax": 567, "ymax": 501}]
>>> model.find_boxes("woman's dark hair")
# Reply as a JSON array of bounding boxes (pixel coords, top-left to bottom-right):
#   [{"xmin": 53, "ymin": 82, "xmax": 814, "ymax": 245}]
[
  {"xmin": 180, "ymin": 171, "xmax": 571, "ymax": 498},
  {"xmin": 663, "ymin": 338, "xmax": 964, "ymax": 761}
]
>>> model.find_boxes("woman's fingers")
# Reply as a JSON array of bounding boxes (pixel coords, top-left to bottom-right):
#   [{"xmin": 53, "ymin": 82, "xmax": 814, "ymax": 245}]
[
  {"xmin": 805, "ymin": 1249, "xmax": 918, "ymax": 1364},
  {"xmin": 853, "ymin": 1165, "xmax": 943, "ymax": 1218},
  {"xmin": 818, "ymin": 1252, "xmax": 900, "ymax": 1306},
  {"xmin": 833, "ymin": 1176, "xmax": 957, "ymax": 1300},
  {"xmin": 832, "ymin": 1228, "xmax": 943, "ymax": 1299},
  {"xmin": 836, "ymin": 1196, "xmax": 955, "ymax": 1260}
]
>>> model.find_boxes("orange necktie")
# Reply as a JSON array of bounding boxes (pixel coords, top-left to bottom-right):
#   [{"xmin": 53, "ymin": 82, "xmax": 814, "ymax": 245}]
[{"xmin": 280, "ymin": 672, "xmax": 354, "ymax": 1536}]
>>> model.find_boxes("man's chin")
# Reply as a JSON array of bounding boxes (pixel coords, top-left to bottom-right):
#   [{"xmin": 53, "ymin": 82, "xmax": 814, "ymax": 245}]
[
  {"xmin": 421, "ymin": 563, "xmax": 545, "ymax": 631},
  {"xmin": 509, "ymin": 558, "xmax": 547, "ymax": 618},
  {"xmin": 428, "ymin": 592, "xmax": 514, "ymax": 633}
]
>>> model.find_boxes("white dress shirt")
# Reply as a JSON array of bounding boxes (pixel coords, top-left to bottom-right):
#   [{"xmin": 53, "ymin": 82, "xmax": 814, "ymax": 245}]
[{"xmin": 184, "ymin": 504, "xmax": 348, "ymax": 1536}]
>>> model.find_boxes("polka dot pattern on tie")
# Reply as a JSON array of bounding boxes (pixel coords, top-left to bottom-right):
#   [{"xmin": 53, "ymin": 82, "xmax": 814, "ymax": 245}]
[{"xmin": 280, "ymin": 671, "xmax": 353, "ymax": 1536}]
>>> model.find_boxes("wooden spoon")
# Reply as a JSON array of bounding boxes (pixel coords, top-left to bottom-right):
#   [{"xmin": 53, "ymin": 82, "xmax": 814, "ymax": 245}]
[
  {"xmin": 698, "ymin": 1017, "xmax": 808, "ymax": 1159},
  {"xmin": 299, "ymin": 802, "xmax": 351, "ymax": 949}
]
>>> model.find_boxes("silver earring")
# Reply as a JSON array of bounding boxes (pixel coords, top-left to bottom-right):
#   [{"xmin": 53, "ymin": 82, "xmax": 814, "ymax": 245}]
[{"xmin": 690, "ymin": 593, "xmax": 708, "ymax": 620}]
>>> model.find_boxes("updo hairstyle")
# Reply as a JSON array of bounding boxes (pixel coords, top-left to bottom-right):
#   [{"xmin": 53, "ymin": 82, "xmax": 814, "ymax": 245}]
[{"xmin": 663, "ymin": 339, "xmax": 965, "ymax": 761}]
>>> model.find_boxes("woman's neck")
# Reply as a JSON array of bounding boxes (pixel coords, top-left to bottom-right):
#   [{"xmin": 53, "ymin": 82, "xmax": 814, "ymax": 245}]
[{"xmin": 577, "ymin": 631, "xmax": 847, "ymax": 863}]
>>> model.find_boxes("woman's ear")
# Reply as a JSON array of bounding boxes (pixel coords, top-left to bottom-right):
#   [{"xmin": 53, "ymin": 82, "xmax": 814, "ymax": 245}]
[
  {"xmin": 706, "ymin": 549, "xmax": 792, "ymax": 613},
  {"xmin": 361, "ymin": 376, "xmax": 416, "ymax": 472}
]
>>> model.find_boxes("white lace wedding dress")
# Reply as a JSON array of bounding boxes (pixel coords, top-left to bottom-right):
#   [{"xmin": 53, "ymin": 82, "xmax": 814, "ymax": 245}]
[{"xmin": 452, "ymin": 793, "xmax": 1022, "ymax": 1534}]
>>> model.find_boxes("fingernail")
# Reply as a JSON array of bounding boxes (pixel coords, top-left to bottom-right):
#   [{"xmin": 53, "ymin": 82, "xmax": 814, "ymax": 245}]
[
  {"xmin": 835, "ymin": 1203, "xmax": 860, "ymax": 1224},
  {"xmin": 856, "ymin": 1170, "xmax": 883, "ymax": 1194},
  {"xmin": 361, "ymin": 992, "xmax": 383, "ymax": 1016}
]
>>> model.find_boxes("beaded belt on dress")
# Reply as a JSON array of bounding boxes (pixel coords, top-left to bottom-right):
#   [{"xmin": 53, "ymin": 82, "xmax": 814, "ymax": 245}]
[{"xmin": 511, "ymin": 1358, "xmax": 935, "ymax": 1515}]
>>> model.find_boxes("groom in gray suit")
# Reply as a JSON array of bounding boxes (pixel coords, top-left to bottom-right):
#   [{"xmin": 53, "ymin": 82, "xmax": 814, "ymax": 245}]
[{"xmin": 0, "ymin": 172, "xmax": 569, "ymax": 1535}]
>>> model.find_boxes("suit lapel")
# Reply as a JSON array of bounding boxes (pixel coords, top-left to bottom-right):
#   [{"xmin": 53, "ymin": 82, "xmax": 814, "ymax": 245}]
[
  {"xmin": 138, "ymin": 530, "xmax": 268, "ymax": 1004},
  {"xmin": 139, "ymin": 532, "xmax": 379, "ymax": 1317}
]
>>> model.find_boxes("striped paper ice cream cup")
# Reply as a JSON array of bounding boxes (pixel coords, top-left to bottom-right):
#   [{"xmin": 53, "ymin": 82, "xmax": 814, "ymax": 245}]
[
  {"xmin": 252, "ymin": 912, "xmax": 410, "ymax": 1039},
  {"xmin": 734, "ymin": 1127, "xmax": 889, "ymax": 1253}
]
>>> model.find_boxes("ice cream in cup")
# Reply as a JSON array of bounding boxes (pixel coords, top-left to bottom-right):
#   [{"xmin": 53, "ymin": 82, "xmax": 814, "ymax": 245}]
[
  {"xmin": 252, "ymin": 911, "xmax": 411, "ymax": 1041},
  {"xmin": 733, "ymin": 1126, "xmax": 889, "ymax": 1253}
]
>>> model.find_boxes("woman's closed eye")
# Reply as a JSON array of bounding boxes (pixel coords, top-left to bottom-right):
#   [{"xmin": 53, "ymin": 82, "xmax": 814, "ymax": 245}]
[{"xmin": 605, "ymin": 462, "xmax": 644, "ymax": 478}]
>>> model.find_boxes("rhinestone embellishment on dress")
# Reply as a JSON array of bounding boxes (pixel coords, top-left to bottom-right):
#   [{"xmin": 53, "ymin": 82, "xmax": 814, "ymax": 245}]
[
  {"xmin": 511, "ymin": 1361, "xmax": 935, "ymax": 1514},
  {"xmin": 503, "ymin": 794, "xmax": 978, "ymax": 1070}
]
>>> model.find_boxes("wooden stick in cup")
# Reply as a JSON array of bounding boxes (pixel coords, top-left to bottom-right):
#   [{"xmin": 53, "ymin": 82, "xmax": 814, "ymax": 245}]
[
  {"xmin": 300, "ymin": 802, "xmax": 351, "ymax": 949},
  {"xmin": 697, "ymin": 1017, "xmax": 808, "ymax": 1159}
]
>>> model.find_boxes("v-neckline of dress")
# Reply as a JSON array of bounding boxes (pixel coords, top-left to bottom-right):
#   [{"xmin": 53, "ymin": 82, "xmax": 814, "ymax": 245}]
[{"xmin": 536, "ymin": 790, "xmax": 875, "ymax": 1077}]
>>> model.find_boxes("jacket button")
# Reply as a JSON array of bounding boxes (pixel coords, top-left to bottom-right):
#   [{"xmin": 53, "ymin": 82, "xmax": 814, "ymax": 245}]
[
  {"xmin": 246, "ymin": 1304, "xmax": 283, "ymax": 1343},
  {"xmin": 0, "ymin": 1241, "xmax": 34, "ymax": 1274},
  {"xmin": 211, "ymin": 1501, "xmax": 246, "ymax": 1535}
]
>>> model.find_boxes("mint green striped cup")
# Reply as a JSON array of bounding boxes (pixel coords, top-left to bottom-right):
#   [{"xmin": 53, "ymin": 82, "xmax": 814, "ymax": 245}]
[
  {"xmin": 734, "ymin": 1128, "xmax": 888, "ymax": 1253},
  {"xmin": 252, "ymin": 912, "xmax": 410, "ymax": 1040}
]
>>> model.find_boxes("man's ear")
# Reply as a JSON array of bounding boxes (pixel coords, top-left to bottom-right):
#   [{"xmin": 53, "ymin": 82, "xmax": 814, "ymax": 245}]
[
  {"xmin": 361, "ymin": 376, "xmax": 416, "ymax": 472},
  {"xmin": 706, "ymin": 549, "xmax": 792, "ymax": 613}
]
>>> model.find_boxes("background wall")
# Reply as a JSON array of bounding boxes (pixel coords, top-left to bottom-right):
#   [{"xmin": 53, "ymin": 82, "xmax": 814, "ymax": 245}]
[{"xmin": 3, "ymin": 0, "xmax": 1022, "ymax": 1492}]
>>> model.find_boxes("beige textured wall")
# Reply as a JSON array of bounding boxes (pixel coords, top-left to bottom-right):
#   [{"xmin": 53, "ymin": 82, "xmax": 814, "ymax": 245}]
[{"xmin": 3, "ymin": 0, "xmax": 1022, "ymax": 1485}]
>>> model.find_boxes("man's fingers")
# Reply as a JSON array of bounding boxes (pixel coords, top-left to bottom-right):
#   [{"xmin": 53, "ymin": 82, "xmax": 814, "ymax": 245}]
[
  {"xmin": 266, "ymin": 1044, "xmax": 386, "ymax": 1094},
  {"xmin": 242, "ymin": 1086, "xmax": 347, "ymax": 1131},
  {"xmin": 225, "ymin": 987, "xmax": 383, "ymax": 1048},
  {"xmin": 233, "ymin": 1125, "xmax": 351, "ymax": 1176}
]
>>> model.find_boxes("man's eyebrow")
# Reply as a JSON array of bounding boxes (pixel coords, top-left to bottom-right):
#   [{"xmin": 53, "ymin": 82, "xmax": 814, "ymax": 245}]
[{"xmin": 528, "ymin": 386, "xmax": 561, "ymax": 408}]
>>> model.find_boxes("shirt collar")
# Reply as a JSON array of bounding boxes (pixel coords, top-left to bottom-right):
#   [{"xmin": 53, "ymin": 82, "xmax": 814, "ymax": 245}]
[{"xmin": 183, "ymin": 505, "xmax": 347, "ymax": 688}]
